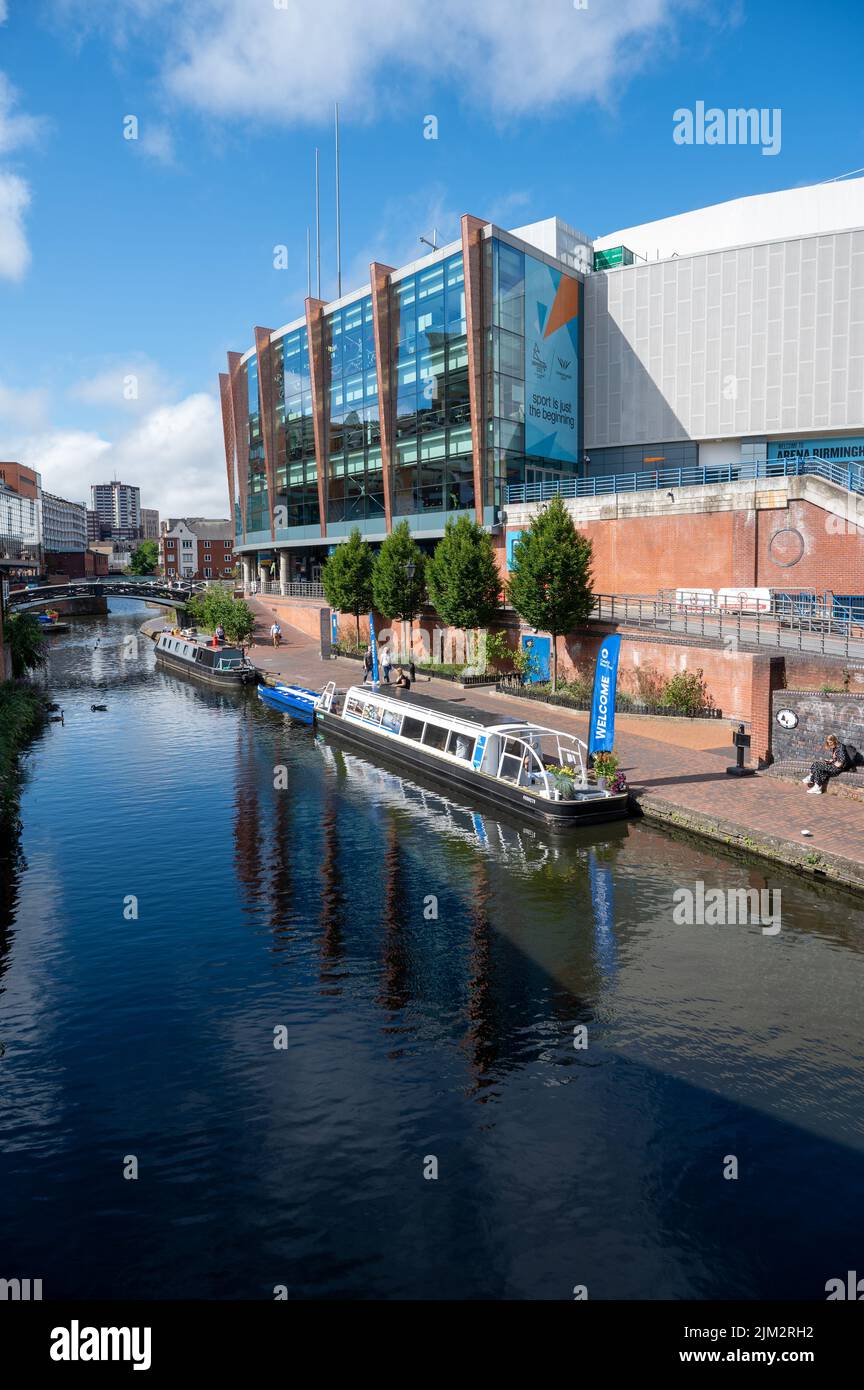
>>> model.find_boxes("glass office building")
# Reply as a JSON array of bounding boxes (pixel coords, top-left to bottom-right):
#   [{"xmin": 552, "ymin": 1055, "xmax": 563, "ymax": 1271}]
[{"xmin": 220, "ymin": 214, "xmax": 585, "ymax": 583}]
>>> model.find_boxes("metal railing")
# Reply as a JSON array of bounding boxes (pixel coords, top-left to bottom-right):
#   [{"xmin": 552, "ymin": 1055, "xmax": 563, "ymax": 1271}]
[
  {"xmin": 591, "ymin": 592, "xmax": 864, "ymax": 660},
  {"xmin": 244, "ymin": 580, "xmax": 325, "ymax": 599},
  {"xmin": 506, "ymin": 457, "xmax": 864, "ymax": 505}
]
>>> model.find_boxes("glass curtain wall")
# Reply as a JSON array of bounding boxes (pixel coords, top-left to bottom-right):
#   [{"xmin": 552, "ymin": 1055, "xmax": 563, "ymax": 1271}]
[
  {"xmin": 278, "ymin": 327, "xmax": 318, "ymax": 529},
  {"xmin": 325, "ymin": 296, "xmax": 380, "ymax": 525},
  {"xmin": 392, "ymin": 253, "xmax": 473, "ymax": 516}
]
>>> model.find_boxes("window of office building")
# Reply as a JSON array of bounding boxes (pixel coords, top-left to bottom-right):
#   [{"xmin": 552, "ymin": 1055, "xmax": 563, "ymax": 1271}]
[{"xmin": 325, "ymin": 295, "xmax": 382, "ymax": 524}]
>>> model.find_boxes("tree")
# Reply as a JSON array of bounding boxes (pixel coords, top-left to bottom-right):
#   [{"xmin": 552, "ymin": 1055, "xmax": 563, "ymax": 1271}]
[
  {"xmin": 321, "ymin": 528, "xmax": 375, "ymax": 645},
  {"xmin": 129, "ymin": 541, "xmax": 159, "ymax": 575},
  {"xmin": 185, "ymin": 590, "xmax": 255, "ymax": 645},
  {"xmin": 6, "ymin": 612, "xmax": 48, "ymax": 679},
  {"xmin": 426, "ymin": 516, "xmax": 501, "ymax": 634},
  {"xmin": 372, "ymin": 521, "xmax": 426, "ymax": 623},
  {"xmin": 506, "ymin": 495, "xmax": 594, "ymax": 691}
]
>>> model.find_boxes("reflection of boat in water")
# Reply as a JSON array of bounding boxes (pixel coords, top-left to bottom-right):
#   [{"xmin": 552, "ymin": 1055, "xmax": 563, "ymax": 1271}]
[
  {"xmin": 315, "ymin": 683, "xmax": 631, "ymax": 829},
  {"xmin": 154, "ymin": 632, "xmax": 256, "ymax": 687},
  {"xmin": 257, "ymin": 682, "xmax": 319, "ymax": 724},
  {"xmin": 316, "ymin": 736, "xmax": 630, "ymax": 868}
]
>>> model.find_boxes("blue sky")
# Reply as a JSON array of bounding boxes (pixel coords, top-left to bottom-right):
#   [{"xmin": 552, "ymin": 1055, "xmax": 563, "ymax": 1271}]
[{"xmin": 0, "ymin": 0, "xmax": 861, "ymax": 515}]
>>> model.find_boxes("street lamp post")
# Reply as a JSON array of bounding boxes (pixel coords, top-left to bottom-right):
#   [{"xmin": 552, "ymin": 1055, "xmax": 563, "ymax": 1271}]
[{"xmin": 405, "ymin": 561, "xmax": 416, "ymax": 666}]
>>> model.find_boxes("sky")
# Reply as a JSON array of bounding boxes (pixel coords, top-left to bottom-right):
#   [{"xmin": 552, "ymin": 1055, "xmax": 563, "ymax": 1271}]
[{"xmin": 0, "ymin": 0, "xmax": 862, "ymax": 518}]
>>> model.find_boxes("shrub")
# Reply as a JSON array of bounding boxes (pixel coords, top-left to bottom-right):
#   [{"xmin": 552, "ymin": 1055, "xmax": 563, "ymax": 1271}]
[
  {"xmin": 662, "ymin": 668, "xmax": 714, "ymax": 714},
  {"xmin": 592, "ymin": 750, "xmax": 620, "ymax": 782}
]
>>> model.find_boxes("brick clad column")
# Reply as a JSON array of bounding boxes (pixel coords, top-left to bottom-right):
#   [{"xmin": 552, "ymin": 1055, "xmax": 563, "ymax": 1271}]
[
  {"xmin": 461, "ymin": 214, "xmax": 487, "ymax": 525},
  {"xmin": 227, "ymin": 351, "xmax": 249, "ymax": 545},
  {"xmin": 749, "ymin": 654, "xmax": 786, "ymax": 766},
  {"xmin": 254, "ymin": 327, "xmax": 277, "ymax": 542},
  {"xmin": 305, "ymin": 297, "xmax": 330, "ymax": 539},
  {"xmin": 370, "ymin": 262, "xmax": 396, "ymax": 532}
]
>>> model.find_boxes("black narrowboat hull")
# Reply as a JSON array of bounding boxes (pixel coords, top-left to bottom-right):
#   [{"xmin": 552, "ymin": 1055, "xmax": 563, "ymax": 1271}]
[
  {"xmin": 316, "ymin": 709, "xmax": 631, "ymax": 828},
  {"xmin": 154, "ymin": 648, "xmax": 255, "ymax": 688}
]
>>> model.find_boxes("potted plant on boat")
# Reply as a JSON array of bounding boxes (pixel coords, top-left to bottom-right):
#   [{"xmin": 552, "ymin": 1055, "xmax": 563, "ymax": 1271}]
[{"xmin": 592, "ymin": 750, "xmax": 619, "ymax": 791}]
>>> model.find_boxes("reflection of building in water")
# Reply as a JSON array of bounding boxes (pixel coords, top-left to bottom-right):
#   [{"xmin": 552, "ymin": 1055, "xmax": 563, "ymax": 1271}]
[
  {"xmin": 378, "ymin": 815, "xmax": 411, "ymax": 1021},
  {"xmin": 462, "ymin": 858, "xmax": 499, "ymax": 1090},
  {"xmin": 233, "ymin": 717, "xmax": 264, "ymax": 921},
  {"xmin": 318, "ymin": 787, "xmax": 347, "ymax": 990}
]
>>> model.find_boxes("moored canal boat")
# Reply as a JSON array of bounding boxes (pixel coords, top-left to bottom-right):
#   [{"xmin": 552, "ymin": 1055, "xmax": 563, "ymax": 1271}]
[
  {"xmin": 154, "ymin": 631, "xmax": 256, "ymax": 687},
  {"xmin": 315, "ymin": 683, "xmax": 630, "ymax": 828},
  {"xmin": 257, "ymin": 681, "xmax": 320, "ymax": 723}
]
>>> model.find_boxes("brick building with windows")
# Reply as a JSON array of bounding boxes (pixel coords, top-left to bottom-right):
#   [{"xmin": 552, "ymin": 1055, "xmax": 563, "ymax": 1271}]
[{"xmin": 159, "ymin": 518, "xmax": 234, "ymax": 580}]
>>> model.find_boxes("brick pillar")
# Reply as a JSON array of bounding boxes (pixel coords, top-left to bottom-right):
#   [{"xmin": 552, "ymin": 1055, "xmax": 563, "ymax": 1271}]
[
  {"xmin": 749, "ymin": 654, "xmax": 786, "ymax": 766},
  {"xmin": 461, "ymin": 213, "xmax": 487, "ymax": 525},
  {"xmin": 228, "ymin": 352, "xmax": 249, "ymax": 545},
  {"xmin": 254, "ymin": 327, "xmax": 277, "ymax": 541},
  {"xmin": 305, "ymin": 297, "xmax": 330, "ymax": 539}
]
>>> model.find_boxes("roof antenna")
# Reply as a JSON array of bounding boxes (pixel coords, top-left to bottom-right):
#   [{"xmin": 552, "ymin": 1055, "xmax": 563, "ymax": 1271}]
[
  {"xmin": 419, "ymin": 228, "xmax": 439, "ymax": 252},
  {"xmin": 335, "ymin": 103, "xmax": 342, "ymax": 298}
]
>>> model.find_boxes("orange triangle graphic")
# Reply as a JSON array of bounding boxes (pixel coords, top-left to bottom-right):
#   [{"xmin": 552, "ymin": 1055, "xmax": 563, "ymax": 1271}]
[{"xmin": 543, "ymin": 275, "xmax": 580, "ymax": 339}]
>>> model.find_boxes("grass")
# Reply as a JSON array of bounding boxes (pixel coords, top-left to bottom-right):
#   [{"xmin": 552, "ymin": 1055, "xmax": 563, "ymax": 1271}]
[{"xmin": 0, "ymin": 681, "xmax": 48, "ymax": 824}]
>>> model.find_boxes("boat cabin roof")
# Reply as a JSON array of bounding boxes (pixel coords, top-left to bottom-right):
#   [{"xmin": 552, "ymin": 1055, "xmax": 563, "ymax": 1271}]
[{"xmin": 346, "ymin": 685, "xmax": 531, "ymax": 733}]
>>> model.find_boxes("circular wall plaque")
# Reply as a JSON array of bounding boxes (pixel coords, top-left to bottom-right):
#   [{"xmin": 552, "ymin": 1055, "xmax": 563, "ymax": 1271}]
[
  {"xmin": 768, "ymin": 527, "xmax": 805, "ymax": 567},
  {"xmin": 776, "ymin": 708, "xmax": 799, "ymax": 729}
]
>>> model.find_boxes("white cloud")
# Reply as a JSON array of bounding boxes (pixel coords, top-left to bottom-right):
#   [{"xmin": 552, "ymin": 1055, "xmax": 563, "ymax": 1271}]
[
  {"xmin": 54, "ymin": 0, "xmax": 687, "ymax": 121},
  {"xmin": 0, "ymin": 169, "xmax": 31, "ymax": 279},
  {"xmin": 0, "ymin": 391, "xmax": 228, "ymax": 516},
  {"xmin": 0, "ymin": 3, "xmax": 7, "ymax": 25},
  {"xmin": 0, "ymin": 73, "xmax": 42, "ymax": 154},
  {"xmin": 0, "ymin": 378, "xmax": 50, "ymax": 430},
  {"xmin": 0, "ymin": 72, "xmax": 42, "ymax": 280}
]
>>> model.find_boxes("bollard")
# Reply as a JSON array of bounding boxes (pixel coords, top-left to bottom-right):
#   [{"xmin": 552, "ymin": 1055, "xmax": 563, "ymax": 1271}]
[{"xmin": 726, "ymin": 722, "xmax": 756, "ymax": 777}]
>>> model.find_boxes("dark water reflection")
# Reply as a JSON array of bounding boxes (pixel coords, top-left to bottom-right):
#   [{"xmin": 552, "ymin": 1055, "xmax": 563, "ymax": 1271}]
[{"xmin": 0, "ymin": 602, "xmax": 863, "ymax": 1300}]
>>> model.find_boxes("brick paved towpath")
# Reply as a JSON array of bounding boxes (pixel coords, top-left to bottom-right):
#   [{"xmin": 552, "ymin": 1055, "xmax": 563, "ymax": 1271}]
[{"xmin": 238, "ymin": 603, "xmax": 864, "ymax": 894}]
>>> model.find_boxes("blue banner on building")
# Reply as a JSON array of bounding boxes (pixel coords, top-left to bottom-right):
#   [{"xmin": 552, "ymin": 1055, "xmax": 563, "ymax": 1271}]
[
  {"xmin": 524, "ymin": 254, "xmax": 580, "ymax": 465},
  {"xmin": 588, "ymin": 636, "xmax": 621, "ymax": 755}
]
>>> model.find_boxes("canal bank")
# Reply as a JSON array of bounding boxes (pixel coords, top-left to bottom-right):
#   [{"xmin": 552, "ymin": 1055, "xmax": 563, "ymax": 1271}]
[{"xmin": 242, "ymin": 600, "xmax": 864, "ymax": 895}]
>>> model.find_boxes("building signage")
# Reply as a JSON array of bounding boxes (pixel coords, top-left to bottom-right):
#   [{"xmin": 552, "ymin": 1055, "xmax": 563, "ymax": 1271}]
[
  {"xmin": 524, "ymin": 256, "xmax": 580, "ymax": 465},
  {"xmin": 768, "ymin": 436, "xmax": 864, "ymax": 464}
]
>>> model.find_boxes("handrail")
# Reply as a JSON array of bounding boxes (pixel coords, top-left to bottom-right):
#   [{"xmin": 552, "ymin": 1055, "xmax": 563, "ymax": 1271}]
[{"xmin": 505, "ymin": 457, "xmax": 864, "ymax": 505}]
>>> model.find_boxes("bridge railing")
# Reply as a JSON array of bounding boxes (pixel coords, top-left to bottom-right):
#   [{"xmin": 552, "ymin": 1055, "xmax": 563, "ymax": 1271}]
[{"xmin": 506, "ymin": 457, "xmax": 864, "ymax": 505}]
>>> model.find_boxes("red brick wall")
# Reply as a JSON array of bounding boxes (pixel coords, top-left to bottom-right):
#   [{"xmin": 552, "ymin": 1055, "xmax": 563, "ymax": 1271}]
[{"xmin": 500, "ymin": 497, "xmax": 864, "ymax": 597}]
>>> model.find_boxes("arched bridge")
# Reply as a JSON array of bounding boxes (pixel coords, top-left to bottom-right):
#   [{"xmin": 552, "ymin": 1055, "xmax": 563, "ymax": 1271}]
[{"xmin": 7, "ymin": 578, "xmax": 200, "ymax": 613}]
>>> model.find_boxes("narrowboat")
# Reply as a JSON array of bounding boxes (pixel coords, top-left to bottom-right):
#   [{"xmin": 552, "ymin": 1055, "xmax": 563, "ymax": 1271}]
[
  {"xmin": 314, "ymin": 683, "xmax": 630, "ymax": 828},
  {"xmin": 257, "ymin": 681, "xmax": 320, "ymax": 724},
  {"xmin": 154, "ymin": 631, "xmax": 256, "ymax": 687}
]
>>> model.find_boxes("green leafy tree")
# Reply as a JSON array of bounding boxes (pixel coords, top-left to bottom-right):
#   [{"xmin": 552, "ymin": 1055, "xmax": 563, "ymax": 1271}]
[
  {"xmin": 322, "ymin": 527, "xmax": 375, "ymax": 645},
  {"xmin": 372, "ymin": 521, "xmax": 426, "ymax": 623},
  {"xmin": 426, "ymin": 516, "xmax": 501, "ymax": 639},
  {"xmin": 185, "ymin": 590, "xmax": 255, "ymax": 645},
  {"xmin": 6, "ymin": 611, "xmax": 48, "ymax": 679},
  {"xmin": 507, "ymin": 495, "xmax": 594, "ymax": 691},
  {"xmin": 128, "ymin": 540, "xmax": 159, "ymax": 575}
]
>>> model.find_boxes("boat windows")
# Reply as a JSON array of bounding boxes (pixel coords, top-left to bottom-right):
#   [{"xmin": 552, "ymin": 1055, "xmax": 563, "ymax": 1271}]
[
  {"xmin": 381, "ymin": 708, "xmax": 402, "ymax": 734},
  {"xmin": 447, "ymin": 729, "xmax": 475, "ymax": 762},
  {"xmin": 361, "ymin": 701, "xmax": 383, "ymax": 724},
  {"xmin": 422, "ymin": 722, "xmax": 448, "ymax": 751},
  {"xmin": 498, "ymin": 737, "xmax": 524, "ymax": 784},
  {"xmin": 345, "ymin": 695, "xmax": 364, "ymax": 717},
  {"xmin": 401, "ymin": 716, "xmax": 426, "ymax": 742}
]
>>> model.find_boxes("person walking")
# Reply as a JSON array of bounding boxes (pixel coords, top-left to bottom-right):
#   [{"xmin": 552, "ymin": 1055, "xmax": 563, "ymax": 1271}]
[
  {"xmin": 270, "ymin": 620, "xmax": 282, "ymax": 648},
  {"xmin": 380, "ymin": 637, "xmax": 392, "ymax": 685},
  {"xmin": 362, "ymin": 645, "xmax": 374, "ymax": 685},
  {"xmin": 802, "ymin": 734, "xmax": 853, "ymax": 794}
]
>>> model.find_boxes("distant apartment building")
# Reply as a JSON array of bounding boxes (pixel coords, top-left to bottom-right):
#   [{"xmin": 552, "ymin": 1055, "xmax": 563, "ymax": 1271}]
[
  {"xmin": 141, "ymin": 507, "xmax": 160, "ymax": 541},
  {"xmin": 86, "ymin": 508, "xmax": 103, "ymax": 542},
  {"xmin": 42, "ymin": 490, "xmax": 95, "ymax": 579},
  {"xmin": 160, "ymin": 518, "xmax": 234, "ymax": 579},
  {"xmin": 91, "ymin": 480, "xmax": 141, "ymax": 540},
  {"xmin": 0, "ymin": 462, "xmax": 43, "ymax": 575}
]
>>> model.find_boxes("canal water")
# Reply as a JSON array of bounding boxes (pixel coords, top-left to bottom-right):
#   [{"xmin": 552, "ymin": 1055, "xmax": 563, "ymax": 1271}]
[{"xmin": 1, "ymin": 601, "xmax": 863, "ymax": 1300}]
